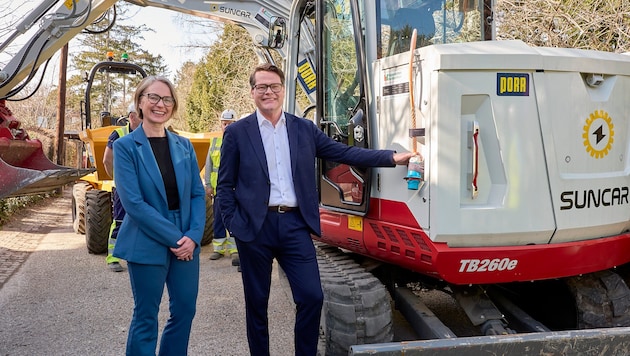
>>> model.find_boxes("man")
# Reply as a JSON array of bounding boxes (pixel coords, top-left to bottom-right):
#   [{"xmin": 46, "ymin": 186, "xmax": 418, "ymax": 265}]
[
  {"xmin": 205, "ymin": 109, "xmax": 239, "ymax": 268},
  {"xmin": 217, "ymin": 63, "xmax": 414, "ymax": 356},
  {"xmin": 103, "ymin": 103, "xmax": 141, "ymax": 272}
]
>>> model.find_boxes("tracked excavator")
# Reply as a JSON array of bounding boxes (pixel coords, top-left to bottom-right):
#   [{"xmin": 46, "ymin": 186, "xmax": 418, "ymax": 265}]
[{"xmin": 4, "ymin": 0, "xmax": 630, "ymax": 355}]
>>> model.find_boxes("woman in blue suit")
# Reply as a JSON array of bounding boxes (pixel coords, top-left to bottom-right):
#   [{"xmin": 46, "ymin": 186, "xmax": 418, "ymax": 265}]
[{"xmin": 113, "ymin": 76, "xmax": 206, "ymax": 356}]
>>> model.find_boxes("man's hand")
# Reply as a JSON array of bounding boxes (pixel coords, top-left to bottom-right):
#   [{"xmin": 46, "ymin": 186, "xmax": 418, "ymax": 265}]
[
  {"xmin": 205, "ymin": 186, "xmax": 214, "ymax": 198},
  {"xmin": 393, "ymin": 152, "xmax": 417, "ymax": 165}
]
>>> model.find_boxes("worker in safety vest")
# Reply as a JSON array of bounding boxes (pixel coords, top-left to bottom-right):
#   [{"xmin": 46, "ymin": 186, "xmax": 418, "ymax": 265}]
[
  {"xmin": 205, "ymin": 109, "xmax": 239, "ymax": 268},
  {"xmin": 103, "ymin": 103, "xmax": 142, "ymax": 272}
]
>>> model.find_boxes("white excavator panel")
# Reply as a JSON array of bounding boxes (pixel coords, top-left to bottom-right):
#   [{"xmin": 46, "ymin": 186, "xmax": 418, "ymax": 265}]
[{"xmin": 376, "ymin": 40, "xmax": 630, "ymax": 248}]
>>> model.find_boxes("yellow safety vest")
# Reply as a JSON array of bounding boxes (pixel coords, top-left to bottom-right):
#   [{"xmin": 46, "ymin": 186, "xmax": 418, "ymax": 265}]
[
  {"xmin": 111, "ymin": 124, "xmax": 131, "ymax": 187},
  {"xmin": 207, "ymin": 137, "xmax": 223, "ymax": 194}
]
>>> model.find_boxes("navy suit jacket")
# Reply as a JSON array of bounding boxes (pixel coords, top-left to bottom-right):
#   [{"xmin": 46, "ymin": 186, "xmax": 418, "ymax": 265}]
[
  {"xmin": 112, "ymin": 125, "xmax": 206, "ymax": 265},
  {"xmin": 217, "ymin": 112, "xmax": 395, "ymax": 242}
]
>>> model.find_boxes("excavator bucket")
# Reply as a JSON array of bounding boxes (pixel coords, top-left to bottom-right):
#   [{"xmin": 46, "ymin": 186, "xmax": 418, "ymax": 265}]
[
  {"xmin": 350, "ymin": 327, "xmax": 630, "ymax": 355},
  {"xmin": 0, "ymin": 100, "xmax": 93, "ymax": 199},
  {"xmin": 0, "ymin": 137, "xmax": 94, "ymax": 199}
]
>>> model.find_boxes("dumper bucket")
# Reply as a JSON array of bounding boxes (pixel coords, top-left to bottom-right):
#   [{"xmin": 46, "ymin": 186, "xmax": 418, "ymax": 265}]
[
  {"xmin": 79, "ymin": 126, "xmax": 220, "ymax": 181},
  {"xmin": 0, "ymin": 137, "xmax": 94, "ymax": 199},
  {"xmin": 79, "ymin": 126, "xmax": 117, "ymax": 181},
  {"xmin": 173, "ymin": 129, "xmax": 221, "ymax": 172}
]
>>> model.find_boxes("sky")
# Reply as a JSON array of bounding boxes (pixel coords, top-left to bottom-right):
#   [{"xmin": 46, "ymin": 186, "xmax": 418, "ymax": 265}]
[
  {"xmin": 0, "ymin": 2, "xmax": 215, "ymax": 83},
  {"xmin": 129, "ymin": 6, "xmax": 214, "ymax": 76}
]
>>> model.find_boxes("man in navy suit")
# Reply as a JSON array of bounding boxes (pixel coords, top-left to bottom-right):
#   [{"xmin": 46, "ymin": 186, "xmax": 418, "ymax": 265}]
[{"xmin": 217, "ymin": 64, "xmax": 413, "ymax": 356}]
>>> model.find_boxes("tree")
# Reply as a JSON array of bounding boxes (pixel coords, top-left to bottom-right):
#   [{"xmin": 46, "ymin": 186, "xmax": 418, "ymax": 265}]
[
  {"xmin": 496, "ymin": 0, "xmax": 630, "ymax": 52},
  {"xmin": 66, "ymin": 3, "xmax": 168, "ymax": 128},
  {"xmin": 171, "ymin": 60, "xmax": 198, "ymax": 131},
  {"xmin": 185, "ymin": 24, "xmax": 258, "ymax": 133}
]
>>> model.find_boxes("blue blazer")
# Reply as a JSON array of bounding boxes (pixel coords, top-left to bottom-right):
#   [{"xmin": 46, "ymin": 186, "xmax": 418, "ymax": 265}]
[
  {"xmin": 112, "ymin": 125, "xmax": 206, "ymax": 265},
  {"xmin": 217, "ymin": 112, "xmax": 395, "ymax": 242}
]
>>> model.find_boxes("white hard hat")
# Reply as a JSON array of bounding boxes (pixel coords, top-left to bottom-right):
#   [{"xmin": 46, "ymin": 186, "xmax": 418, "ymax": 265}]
[
  {"xmin": 220, "ymin": 109, "xmax": 237, "ymax": 121},
  {"xmin": 128, "ymin": 103, "xmax": 136, "ymax": 114}
]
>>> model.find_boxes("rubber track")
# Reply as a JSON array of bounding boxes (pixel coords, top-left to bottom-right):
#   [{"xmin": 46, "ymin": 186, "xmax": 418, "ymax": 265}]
[
  {"xmin": 315, "ymin": 242, "xmax": 393, "ymax": 356},
  {"xmin": 71, "ymin": 182, "xmax": 92, "ymax": 235},
  {"xmin": 566, "ymin": 270, "xmax": 630, "ymax": 328},
  {"xmin": 85, "ymin": 189, "xmax": 111, "ymax": 255}
]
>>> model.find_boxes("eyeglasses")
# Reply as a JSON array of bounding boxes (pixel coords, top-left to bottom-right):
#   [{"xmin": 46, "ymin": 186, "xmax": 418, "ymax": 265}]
[
  {"xmin": 142, "ymin": 93, "xmax": 175, "ymax": 107},
  {"xmin": 252, "ymin": 83, "xmax": 283, "ymax": 94}
]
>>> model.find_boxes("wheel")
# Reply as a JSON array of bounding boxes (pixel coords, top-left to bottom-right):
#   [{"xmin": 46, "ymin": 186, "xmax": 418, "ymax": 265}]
[
  {"xmin": 565, "ymin": 270, "xmax": 630, "ymax": 328},
  {"xmin": 201, "ymin": 196, "xmax": 214, "ymax": 246},
  {"xmin": 85, "ymin": 189, "xmax": 112, "ymax": 254},
  {"xmin": 72, "ymin": 181, "xmax": 93, "ymax": 234},
  {"xmin": 315, "ymin": 243, "xmax": 393, "ymax": 355}
]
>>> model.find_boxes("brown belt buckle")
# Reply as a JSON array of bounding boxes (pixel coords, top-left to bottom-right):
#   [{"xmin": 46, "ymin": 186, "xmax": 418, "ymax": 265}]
[{"xmin": 277, "ymin": 205, "xmax": 288, "ymax": 213}]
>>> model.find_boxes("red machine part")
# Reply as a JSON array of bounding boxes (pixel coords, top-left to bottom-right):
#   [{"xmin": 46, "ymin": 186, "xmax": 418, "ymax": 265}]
[
  {"xmin": 0, "ymin": 99, "xmax": 29, "ymax": 140},
  {"xmin": 317, "ymin": 198, "xmax": 630, "ymax": 285}
]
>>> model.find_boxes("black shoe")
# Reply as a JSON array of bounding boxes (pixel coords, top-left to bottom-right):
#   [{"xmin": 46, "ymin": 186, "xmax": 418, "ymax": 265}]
[
  {"xmin": 231, "ymin": 253, "xmax": 240, "ymax": 266},
  {"xmin": 209, "ymin": 252, "xmax": 224, "ymax": 260},
  {"xmin": 237, "ymin": 265, "xmax": 242, "ymax": 273},
  {"xmin": 108, "ymin": 262, "xmax": 124, "ymax": 272}
]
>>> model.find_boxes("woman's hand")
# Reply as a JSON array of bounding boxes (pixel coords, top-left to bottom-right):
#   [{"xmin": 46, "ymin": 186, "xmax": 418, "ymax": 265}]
[{"xmin": 171, "ymin": 236, "xmax": 196, "ymax": 261}]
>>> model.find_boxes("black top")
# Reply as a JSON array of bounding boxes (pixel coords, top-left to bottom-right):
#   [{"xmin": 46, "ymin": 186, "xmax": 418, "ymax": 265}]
[{"xmin": 148, "ymin": 136, "xmax": 180, "ymax": 210}]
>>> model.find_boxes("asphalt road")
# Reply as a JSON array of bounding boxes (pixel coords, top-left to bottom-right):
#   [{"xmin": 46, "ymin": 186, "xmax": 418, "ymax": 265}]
[{"xmin": 0, "ymin": 187, "xmax": 295, "ymax": 356}]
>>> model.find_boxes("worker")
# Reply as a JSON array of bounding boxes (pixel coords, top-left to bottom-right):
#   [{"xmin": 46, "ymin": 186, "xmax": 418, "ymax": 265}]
[
  {"xmin": 102, "ymin": 103, "xmax": 141, "ymax": 272},
  {"xmin": 205, "ymin": 109, "xmax": 239, "ymax": 268}
]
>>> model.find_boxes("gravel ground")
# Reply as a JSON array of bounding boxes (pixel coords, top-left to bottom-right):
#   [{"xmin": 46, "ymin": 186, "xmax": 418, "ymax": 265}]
[{"xmin": 0, "ymin": 187, "xmax": 295, "ymax": 356}]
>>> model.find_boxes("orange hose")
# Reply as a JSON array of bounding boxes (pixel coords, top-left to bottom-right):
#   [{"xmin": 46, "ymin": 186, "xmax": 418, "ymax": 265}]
[{"xmin": 409, "ymin": 29, "xmax": 418, "ymax": 153}]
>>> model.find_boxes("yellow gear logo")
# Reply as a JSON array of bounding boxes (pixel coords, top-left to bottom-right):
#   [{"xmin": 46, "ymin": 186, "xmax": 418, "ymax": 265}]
[{"xmin": 582, "ymin": 110, "xmax": 614, "ymax": 159}]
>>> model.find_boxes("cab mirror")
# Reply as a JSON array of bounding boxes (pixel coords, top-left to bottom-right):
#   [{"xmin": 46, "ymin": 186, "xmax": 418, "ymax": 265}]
[{"xmin": 268, "ymin": 17, "xmax": 286, "ymax": 49}]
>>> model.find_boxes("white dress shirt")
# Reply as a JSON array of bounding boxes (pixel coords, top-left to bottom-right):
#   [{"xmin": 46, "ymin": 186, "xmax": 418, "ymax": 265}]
[{"xmin": 257, "ymin": 111, "xmax": 298, "ymax": 207}]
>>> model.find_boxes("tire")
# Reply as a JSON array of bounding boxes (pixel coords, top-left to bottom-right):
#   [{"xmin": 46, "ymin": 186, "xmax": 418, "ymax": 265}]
[
  {"xmin": 85, "ymin": 189, "xmax": 112, "ymax": 254},
  {"xmin": 315, "ymin": 243, "xmax": 393, "ymax": 356},
  {"xmin": 565, "ymin": 270, "xmax": 630, "ymax": 328},
  {"xmin": 72, "ymin": 181, "xmax": 93, "ymax": 234},
  {"xmin": 201, "ymin": 196, "xmax": 214, "ymax": 246}
]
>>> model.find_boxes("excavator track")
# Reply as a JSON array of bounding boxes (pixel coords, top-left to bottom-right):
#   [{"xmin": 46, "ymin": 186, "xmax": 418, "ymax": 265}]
[
  {"xmin": 566, "ymin": 270, "xmax": 630, "ymax": 328},
  {"xmin": 315, "ymin": 242, "xmax": 393, "ymax": 356}
]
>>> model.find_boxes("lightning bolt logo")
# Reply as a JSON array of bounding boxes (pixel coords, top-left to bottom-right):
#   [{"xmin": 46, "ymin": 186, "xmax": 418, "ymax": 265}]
[
  {"xmin": 583, "ymin": 110, "xmax": 614, "ymax": 159},
  {"xmin": 593, "ymin": 125, "xmax": 605, "ymax": 145}
]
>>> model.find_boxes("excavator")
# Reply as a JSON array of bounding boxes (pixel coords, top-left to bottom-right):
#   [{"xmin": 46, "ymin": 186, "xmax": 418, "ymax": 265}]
[{"xmin": 4, "ymin": 0, "xmax": 630, "ymax": 355}]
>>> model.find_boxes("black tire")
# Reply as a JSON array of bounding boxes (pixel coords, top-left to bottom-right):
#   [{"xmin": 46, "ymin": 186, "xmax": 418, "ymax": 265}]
[
  {"xmin": 72, "ymin": 181, "xmax": 93, "ymax": 234},
  {"xmin": 85, "ymin": 189, "xmax": 112, "ymax": 254},
  {"xmin": 315, "ymin": 243, "xmax": 393, "ymax": 356},
  {"xmin": 201, "ymin": 196, "xmax": 214, "ymax": 246},
  {"xmin": 565, "ymin": 270, "xmax": 630, "ymax": 328}
]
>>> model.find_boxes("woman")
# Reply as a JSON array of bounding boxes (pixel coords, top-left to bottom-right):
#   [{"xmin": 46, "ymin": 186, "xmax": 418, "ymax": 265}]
[{"xmin": 113, "ymin": 75, "xmax": 206, "ymax": 356}]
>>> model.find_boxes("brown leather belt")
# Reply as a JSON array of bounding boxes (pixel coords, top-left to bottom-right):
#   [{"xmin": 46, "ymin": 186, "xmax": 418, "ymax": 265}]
[{"xmin": 268, "ymin": 205, "xmax": 298, "ymax": 213}]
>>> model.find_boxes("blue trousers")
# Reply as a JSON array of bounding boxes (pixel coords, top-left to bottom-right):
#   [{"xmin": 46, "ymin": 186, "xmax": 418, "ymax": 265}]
[
  {"xmin": 125, "ymin": 210, "xmax": 200, "ymax": 356},
  {"xmin": 236, "ymin": 210, "xmax": 323, "ymax": 356}
]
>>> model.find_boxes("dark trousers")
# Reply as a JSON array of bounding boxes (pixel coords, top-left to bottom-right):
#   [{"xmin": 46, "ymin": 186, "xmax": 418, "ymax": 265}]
[
  {"xmin": 212, "ymin": 195, "xmax": 226, "ymax": 239},
  {"xmin": 236, "ymin": 210, "xmax": 323, "ymax": 356}
]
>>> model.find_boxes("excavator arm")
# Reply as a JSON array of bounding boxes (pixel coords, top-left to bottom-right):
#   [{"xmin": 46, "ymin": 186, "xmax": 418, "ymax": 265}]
[
  {"xmin": 0, "ymin": 0, "xmax": 292, "ymax": 100},
  {"xmin": 0, "ymin": 0, "xmax": 295, "ymax": 199}
]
